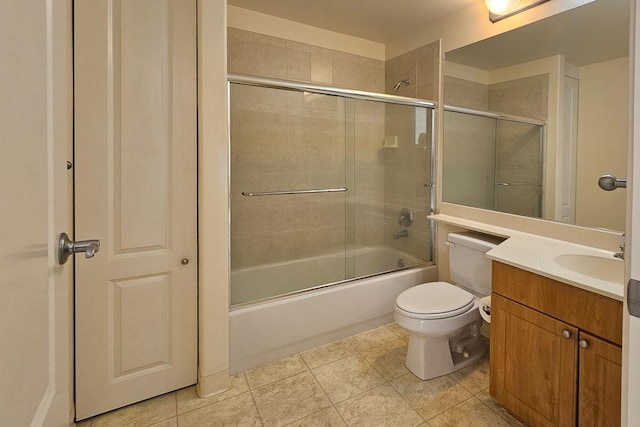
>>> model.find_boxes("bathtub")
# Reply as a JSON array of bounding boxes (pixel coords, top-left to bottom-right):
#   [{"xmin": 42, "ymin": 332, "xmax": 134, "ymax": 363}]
[
  {"xmin": 231, "ymin": 246, "xmax": 429, "ymax": 305},
  {"xmin": 229, "ymin": 246, "xmax": 438, "ymax": 373}
]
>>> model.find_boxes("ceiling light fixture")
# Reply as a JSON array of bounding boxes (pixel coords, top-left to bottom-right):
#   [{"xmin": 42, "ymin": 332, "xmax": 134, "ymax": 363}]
[{"xmin": 486, "ymin": 0, "xmax": 551, "ymax": 23}]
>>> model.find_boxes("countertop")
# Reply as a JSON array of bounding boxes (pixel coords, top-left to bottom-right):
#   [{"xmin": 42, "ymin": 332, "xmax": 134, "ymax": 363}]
[{"xmin": 429, "ymin": 214, "xmax": 625, "ymax": 301}]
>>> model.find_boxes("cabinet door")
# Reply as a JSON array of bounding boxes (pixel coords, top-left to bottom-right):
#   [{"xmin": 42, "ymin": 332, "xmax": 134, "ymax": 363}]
[
  {"xmin": 578, "ymin": 331, "xmax": 622, "ymax": 426},
  {"xmin": 490, "ymin": 294, "xmax": 578, "ymax": 427}
]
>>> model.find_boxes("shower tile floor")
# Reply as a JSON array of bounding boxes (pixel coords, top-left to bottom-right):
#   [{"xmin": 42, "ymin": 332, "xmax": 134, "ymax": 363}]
[{"xmin": 76, "ymin": 324, "xmax": 523, "ymax": 427}]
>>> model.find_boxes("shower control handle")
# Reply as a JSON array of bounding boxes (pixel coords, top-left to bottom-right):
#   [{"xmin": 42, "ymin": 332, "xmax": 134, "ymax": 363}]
[{"xmin": 398, "ymin": 208, "xmax": 413, "ymax": 227}]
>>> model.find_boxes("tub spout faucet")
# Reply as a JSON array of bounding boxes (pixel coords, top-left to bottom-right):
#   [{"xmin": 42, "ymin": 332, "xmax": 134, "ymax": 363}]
[{"xmin": 393, "ymin": 230, "xmax": 408, "ymax": 240}]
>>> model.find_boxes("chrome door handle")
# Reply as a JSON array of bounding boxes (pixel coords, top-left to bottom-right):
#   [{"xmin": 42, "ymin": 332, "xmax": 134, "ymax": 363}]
[
  {"xmin": 57, "ymin": 232, "xmax": 100, "ymax": 265},
  {"xmin": 598, "ymin": 175, "xmax": 627, "ymax": 191}
]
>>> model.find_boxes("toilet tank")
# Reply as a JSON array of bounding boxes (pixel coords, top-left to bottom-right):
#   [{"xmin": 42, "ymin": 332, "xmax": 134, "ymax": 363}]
[{"xmin": 447, "ymin": 232, "xmax": 504, "ymax": 295}]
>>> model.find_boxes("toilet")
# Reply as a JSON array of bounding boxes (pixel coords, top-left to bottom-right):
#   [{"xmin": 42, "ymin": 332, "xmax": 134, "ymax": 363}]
[{"xmin": 394, "ymin": 232, "xmax": 503, "ymax": 380}]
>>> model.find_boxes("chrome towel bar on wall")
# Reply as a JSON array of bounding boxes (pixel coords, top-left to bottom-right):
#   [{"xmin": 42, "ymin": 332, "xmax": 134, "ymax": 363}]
[{"xmin": 241, "ymin": 187, "xmax": 348, "ymax": 197}]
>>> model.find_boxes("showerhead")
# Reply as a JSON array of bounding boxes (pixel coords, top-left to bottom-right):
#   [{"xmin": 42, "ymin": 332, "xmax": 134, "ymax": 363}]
[{"xmin": 392, "ymin": 79, "xmax": 411, "ymax": 91}]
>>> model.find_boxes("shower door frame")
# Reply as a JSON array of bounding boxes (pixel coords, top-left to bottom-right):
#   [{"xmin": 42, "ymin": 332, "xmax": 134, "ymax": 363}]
[{"xmin": 227, "ymin": 73, "xmax": 438, "ymax": 306}]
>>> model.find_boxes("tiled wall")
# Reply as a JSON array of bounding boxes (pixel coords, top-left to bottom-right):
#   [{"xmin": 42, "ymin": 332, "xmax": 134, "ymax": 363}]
[
  {"xmin": 385, "ymin": 43, "xmax": 440, "ymax": 101},
  {"xmin": 382, "ymin": 42, "xmax": 440, "ymax": 261},
  {"xmin": 444, "ymin": 76, "xmax": 487, "ymax": 110},
  {"xmin": 229, "ymin": 28, "xmax": 438, "ymax": 271},
  {"xmin": 228, "ymin": 28, "xmax": 386, "ymax": 269},
  {"xmin": 228, "ymin": 28, "xmax": 385, "ymax": 91},
  {"xmin": 489, "ymin": 74, "xmax": 549, "ymax": 120}
]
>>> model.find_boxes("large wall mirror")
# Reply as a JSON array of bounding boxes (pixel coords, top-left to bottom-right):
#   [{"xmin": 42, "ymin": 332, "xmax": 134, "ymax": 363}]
[{"xmin": 442, "ymin": 0, "xmax": 629, "ymax": 232}]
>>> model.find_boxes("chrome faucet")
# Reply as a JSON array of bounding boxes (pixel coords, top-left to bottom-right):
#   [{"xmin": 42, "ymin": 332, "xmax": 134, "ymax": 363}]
[
  {"xmin": 393, "ymin": 230, "xmax": 408, "ymax": 240},
  {"xmin": 614, "ymin": 233, "xmax": 625, "ymax": 259}
]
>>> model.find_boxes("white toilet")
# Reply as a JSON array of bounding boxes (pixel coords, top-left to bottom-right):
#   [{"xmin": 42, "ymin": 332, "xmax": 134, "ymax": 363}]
[{"xmin": 394, "ymin": 232, "xmax": 503, "ymax": 380}]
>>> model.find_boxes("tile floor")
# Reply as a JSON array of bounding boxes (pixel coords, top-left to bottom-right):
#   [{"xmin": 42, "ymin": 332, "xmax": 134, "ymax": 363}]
[{"xmin": 76, "ymin": 323, "xmax": 523, "ymax": 427}]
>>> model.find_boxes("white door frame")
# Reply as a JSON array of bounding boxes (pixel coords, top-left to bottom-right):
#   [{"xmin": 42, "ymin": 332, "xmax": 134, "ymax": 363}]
[{"xmin": 623, "ymin": 0, "xmax": 640, "ymax": 425}]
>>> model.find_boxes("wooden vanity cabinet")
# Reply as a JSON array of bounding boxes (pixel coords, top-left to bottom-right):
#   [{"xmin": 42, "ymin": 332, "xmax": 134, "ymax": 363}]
[
  {"xmin": 577, "ymin": 331, "xmax": 622, "ymax": 425},
  {"xmin": 490, "ymin": 262, "xmax": 622, "ymax": 427}
]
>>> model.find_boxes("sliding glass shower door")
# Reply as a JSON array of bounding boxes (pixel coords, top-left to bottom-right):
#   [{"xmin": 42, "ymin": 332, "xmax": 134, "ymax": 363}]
[
  {"xmin": 229, "ymin": 78, "xmax": 435, "ymax": 306},
  {"xmin": 443, "ymin": 109, "xmax": 544, "ymax": 217},
  {"xmin": 230, "ymin": 84, "xmax": 349, "ymax": 304}
]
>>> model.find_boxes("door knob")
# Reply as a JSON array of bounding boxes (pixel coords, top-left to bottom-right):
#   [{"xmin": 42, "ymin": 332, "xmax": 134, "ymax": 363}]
[
  {"xmin": 57, "ymin": 232, "xmax": 100, "ymax": 265},
  {"xmin": 598, "ymin": 175, "xmax": 627, "ymax": 191}
]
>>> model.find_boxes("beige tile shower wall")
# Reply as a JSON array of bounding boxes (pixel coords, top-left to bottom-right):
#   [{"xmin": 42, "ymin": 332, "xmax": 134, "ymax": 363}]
[
  {"xmin": 443, "ymin": 76, "xmax": 488, "ymax": 111},
  {"xmin": 385, "ymin": 42, "xmax": 439, "ymax": 101},
  {"xmin": 488, "ymin": 74, "xmax": 549, "ymax": 120},
  {"xmin": 228, "ymin": 28, "xmax": 384, "ymax": 92},
  {"xmin": 353, "ymin": 101, "xmax": 386, "ymax": 249},
  {"xmin": 228, "ymin": 28, "xmax": 386, "ymax": 269},
  {"xmin": 382, "ymin": 42, "xmax": 439, "ymax": 261}
]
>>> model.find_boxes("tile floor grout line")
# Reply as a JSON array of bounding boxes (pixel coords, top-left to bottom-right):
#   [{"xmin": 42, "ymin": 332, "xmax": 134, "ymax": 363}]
[
  {"xmin": 304, "ymin": 353, "xmax": 346, "ymax": 411},
  {"xmin": 81, "ymin": 324, "xmax": 508, "ymax": 426},
  {"xmin": 300, "ymin": 338, "xmax": 358, "ymax": 370},
  {"xmin": 245, "ymin": 353, "xmax": 310, "ymax": 391},
  {"xmin": 246, "ymin": 380, "xmax": 267, "ymax": 427},
  {"xmin": 386, "ymin": 374, "xmax": 430, "ymax": 424}
]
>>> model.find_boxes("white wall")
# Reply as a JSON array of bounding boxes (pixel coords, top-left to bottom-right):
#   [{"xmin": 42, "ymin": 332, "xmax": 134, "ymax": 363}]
[
  {"xmin": 197, "ymin": 0, "xmax": 231, "ymax": 397},
  {"xmin": 575, "ymin": 57, "xmax": 629, "ymax": 231},
  {"xmin": 227, "ymin": 5, "xmax": 385, "ymax": 61}
]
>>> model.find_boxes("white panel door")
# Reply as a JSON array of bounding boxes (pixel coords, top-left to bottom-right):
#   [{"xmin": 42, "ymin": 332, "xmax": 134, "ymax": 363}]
[
  {"xmin": 0, "ymin": 1, "xmax": 71, "ymax": 425},
  {"xmin": 558, "ymin": 76, "xmax": 578, "ymax": 223},
  {"xmin": 74, "ymin": 0, "xmax": 197, "ymax": 419}
]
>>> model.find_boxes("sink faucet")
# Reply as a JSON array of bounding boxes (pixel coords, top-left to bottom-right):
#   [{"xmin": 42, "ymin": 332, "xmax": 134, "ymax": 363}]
[{"xmin": 614, "ymin": 233, "xmax": 625, "ymax": 259}]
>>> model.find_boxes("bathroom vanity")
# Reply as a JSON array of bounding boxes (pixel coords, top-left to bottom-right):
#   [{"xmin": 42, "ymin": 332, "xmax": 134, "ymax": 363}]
[
  {"xmin": 489, "ymin": 261, "xmax": 622, "ymax": 426},
  {"xmin": 428, "ymin": 213, "xmax": 625, "ymax": 426}
]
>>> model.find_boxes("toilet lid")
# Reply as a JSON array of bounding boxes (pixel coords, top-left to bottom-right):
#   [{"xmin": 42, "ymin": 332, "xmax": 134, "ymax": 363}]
[{"xmin": 395, "ymin": 282, "xmax": 475, "ymax": 319}]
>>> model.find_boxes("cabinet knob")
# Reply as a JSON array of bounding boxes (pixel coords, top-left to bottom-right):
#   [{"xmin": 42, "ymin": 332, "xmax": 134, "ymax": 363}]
[
  {"xmin": 181, "ymin": 258, "xmax": 189, "ymax": 265},
  {"xmin": 579, "ymin": 339, "xmax": 589, "ymax": 349},
  {"xmin": 561, "ymin": 330, "xmax": 572, "ymax": 339}
]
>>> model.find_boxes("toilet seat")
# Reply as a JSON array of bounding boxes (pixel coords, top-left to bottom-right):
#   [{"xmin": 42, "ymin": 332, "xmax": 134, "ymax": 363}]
[{"xmin": 395, "ymin": 281, "xmax": 476, "ymax": 320}]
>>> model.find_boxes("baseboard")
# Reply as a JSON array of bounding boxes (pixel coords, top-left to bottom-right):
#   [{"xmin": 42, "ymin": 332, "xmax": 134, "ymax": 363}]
[{"xmin": 196, "ymin": 369, "xmax": 230, "ymax": 398}]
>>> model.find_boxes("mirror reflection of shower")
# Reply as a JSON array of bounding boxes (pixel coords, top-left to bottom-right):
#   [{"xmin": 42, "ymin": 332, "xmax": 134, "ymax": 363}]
[{"xmin": 392, "ymin": 79, "xmax": 411, "ymax": 91}]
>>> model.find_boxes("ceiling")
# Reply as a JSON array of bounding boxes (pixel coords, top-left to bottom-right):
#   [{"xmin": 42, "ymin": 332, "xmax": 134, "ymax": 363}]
[
  {"xmin": 227, "ymin": 0, "xmax": 630, "ymax": 69},
  {"xmin": 226, "ymin": 0, "xmax": 478, "ymax": 44}
]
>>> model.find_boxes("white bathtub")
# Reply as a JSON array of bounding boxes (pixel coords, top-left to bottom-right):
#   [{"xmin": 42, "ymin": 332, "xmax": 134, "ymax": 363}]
[
  {"xmin": 229, "ymin": 247, "xmax": 438, "ymax": 373},
  {"xmin": 231, "ymin": 246, "xmax": 427, "ymax": 305}
]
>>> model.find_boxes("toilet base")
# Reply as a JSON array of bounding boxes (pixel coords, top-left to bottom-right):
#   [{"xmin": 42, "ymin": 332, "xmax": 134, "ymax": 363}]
[{"xmin": 404, "ymin": 322, "xmax": 486, "ymax": 380}]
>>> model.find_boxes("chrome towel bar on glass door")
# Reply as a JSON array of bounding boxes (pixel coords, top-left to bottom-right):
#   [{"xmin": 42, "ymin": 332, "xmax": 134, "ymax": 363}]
[{"xmin": 241, "ymin": 187, "xmax": 348, "ymax": 197}]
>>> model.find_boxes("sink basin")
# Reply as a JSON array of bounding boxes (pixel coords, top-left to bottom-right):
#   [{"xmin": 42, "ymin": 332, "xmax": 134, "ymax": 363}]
[{"xmin": 553, "ymin": 254, "xmax": 624, "ymax": 284}]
